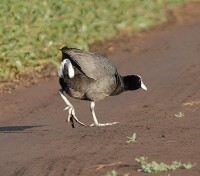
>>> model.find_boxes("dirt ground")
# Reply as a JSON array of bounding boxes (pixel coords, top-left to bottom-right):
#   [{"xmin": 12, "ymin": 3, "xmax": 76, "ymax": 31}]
[{"xmin": 0, "ymin": 2, "xmax": 200, "ymax": 176}]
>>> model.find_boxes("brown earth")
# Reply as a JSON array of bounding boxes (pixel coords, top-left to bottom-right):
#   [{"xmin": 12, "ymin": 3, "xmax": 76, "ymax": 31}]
[{"xmin": 0, "ymin": 2, "xmax": 200, "ymax": 176}]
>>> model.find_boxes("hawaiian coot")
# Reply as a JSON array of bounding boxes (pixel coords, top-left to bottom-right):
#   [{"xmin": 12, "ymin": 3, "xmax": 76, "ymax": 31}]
[{"xmin": 58, "ymin": 46, "xmax": 147, "ymax": 128}]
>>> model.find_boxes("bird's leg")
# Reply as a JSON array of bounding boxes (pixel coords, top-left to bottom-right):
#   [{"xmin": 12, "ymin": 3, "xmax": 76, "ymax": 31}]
[
  {"xmin": 59, "ymin": 90, "xmax": 86, "ymax": 127},
  {"xmin": 90, "ymin": 102, "xmax": 99, "ymax": 125},
  {"xmin": 90, "ymin": 102, "xmax": 119, "ymax": 127}
]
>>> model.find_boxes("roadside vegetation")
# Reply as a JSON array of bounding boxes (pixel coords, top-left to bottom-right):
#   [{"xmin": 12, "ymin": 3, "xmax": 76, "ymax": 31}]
[
  {"xmin": 0, "ymin": 0, "xmax": 185, "ymax": 80},
  {"xmin": 105, "ymin": 170, "xmax": 129, "ymax": 176},
  {"xmin": 136, "ymin": 156, "xmax": 195, "ymax": 173},
  {"xmin": 126, "ymin": 133, "xmax": 137, "ymax": 143}
]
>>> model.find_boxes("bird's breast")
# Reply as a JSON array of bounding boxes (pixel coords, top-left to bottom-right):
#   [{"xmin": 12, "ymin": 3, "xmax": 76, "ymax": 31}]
[{"xmin": 64, "ymin": 73, "xmax": 95, "ymax": 100}]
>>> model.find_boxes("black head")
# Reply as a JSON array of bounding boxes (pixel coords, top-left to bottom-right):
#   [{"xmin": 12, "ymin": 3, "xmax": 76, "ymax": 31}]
[{"xmin": 123, "ymin": 75, "xmax": 147, "ymax": 91}]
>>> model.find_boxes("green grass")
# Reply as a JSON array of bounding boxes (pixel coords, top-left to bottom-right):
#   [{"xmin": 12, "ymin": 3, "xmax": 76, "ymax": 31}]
[
  {"xmin": 136, "ymin": 156, "xmax": 195, "ymax": 173},
  {"xmin": 126, "ymin": 133, "xmax": 137, "ymax": 143},
  {"xmin": 0, "ymin": 0, "xmax": 185, "ymax": 80},
  {"xmin": 175, "ymin": 112, "xmax": 185, "ymax": 118},
  {"xmin": 105, "ymin": 170, "xmax": 129, "ymax": 176}
]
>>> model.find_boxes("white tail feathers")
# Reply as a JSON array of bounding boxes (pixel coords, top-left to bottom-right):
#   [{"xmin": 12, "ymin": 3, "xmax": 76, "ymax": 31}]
[{"xmin": 58, "ymin": 59, "xmax": 75, "ymax": 78}]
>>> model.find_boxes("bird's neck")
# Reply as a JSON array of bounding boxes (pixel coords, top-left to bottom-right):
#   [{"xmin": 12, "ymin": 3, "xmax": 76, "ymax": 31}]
[
  {"xmin": 110, "ymin": 75, "xmax": 126, "ymax": 96},
  {"xmin": 123, "ymin": 76, "xmax": 131, "ymax": 91}
]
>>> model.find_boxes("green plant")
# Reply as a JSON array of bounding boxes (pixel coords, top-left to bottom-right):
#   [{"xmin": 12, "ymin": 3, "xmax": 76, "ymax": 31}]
[
  {"xmin": 135, "ymin": 156, "xmax": 195, "ymax": 173},
  {"xmin": 175, "ymin": 112, "xmax": 184, "ymax": 118},
  {"xmin": 105, "ymin": 170, "xmax": 117, "ymax": 176},
  {"xmin": 126, "ymin": 133, "xmax": 137, "ymax": 143},
  {"xmin": 105, "ymin": 170, "xmax": 129, "ymax": 176}
]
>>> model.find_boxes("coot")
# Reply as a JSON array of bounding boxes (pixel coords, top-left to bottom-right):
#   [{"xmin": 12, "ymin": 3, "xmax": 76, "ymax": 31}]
[{"xmin": 58, "ymin": 46, "xmax": 147, "ymax": 128}]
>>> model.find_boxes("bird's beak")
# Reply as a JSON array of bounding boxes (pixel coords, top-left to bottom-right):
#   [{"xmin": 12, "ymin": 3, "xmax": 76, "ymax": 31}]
[{"xmin": 141, "ymin": 81, "xmax": 147, "ymax": 90}]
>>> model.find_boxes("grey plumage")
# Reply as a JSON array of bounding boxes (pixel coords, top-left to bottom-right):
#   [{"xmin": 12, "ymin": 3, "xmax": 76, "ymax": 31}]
[
  {"xmin": 60, "ymin": 47, "xmax": 124, "ymax": 102},
  {"xmin": 58, "ymin": 46, "xmax": 147, "ymax": 127},
  {"xmin": 61, "ymin": 47, "xmax": 117, "ymax": 80}
]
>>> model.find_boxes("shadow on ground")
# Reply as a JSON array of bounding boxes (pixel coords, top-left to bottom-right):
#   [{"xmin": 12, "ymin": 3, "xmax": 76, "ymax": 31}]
[{"xmin": 0, "ymin": 125, "xmax": 44, "ymax": 133}]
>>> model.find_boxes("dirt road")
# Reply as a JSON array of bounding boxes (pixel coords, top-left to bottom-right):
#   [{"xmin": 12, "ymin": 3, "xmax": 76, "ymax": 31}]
[{"xmin": 1, "ymin": 6, "xmax": 200, "ymax": 176}]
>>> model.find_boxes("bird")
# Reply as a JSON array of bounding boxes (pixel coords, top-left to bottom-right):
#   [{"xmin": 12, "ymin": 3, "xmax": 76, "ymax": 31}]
[{"xmin": 58, "ymin": 46, "xmax": 147, "ymax": 128}]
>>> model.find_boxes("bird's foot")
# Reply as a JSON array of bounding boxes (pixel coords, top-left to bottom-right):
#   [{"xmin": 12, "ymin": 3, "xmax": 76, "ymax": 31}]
[
  {"xmin": 63, "ymin": 106, "xmax": 87, "ymax": 127},
  {"xmin": 90, "ymin": 122, "xmax": 119, "ymax": 127},
  {"xmin": 63, "ymin": 106, "xmax": 73, "ymax": 123}
]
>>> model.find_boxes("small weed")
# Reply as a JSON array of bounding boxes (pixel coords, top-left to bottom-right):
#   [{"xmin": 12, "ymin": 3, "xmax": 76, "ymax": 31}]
[
  {"xmin": 123, "ymin": 174, "xmax": 129, "ymax": 176},
  {"xmin": 105, "ymin": 170, "xmax": 117, "ymax": 176},
  {"xmin": 175, "ymin": 112, "xmax": 184, "ymax": 118},
  {"xmin": 182, "ymin": 100, "xmax": 200, "ymax": 106},
  {"xmin": 136, "ymin": 156, "xmax": 195, "ymax": 173},
  {"xmin": 126, "ymin": 133, "xmax": 137, "ymax": 143},
  {"xmin": 105, "ymin": 170, "xmax": 129, "ymax": 176},
  {"xmin": 182, "ymin": 162, "xmax": 195, "ymax": 169}
]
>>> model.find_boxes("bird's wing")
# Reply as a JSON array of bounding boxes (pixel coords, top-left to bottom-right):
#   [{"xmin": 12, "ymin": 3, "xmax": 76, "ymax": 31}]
[{"xmin": 60, "ymin": 47, "xmax": 117, "ymax": 80}]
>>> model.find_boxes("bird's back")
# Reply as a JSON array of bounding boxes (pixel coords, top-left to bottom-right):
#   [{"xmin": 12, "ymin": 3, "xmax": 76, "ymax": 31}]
[
  {"xmin": 59, "ymin": 47, "xmax": 124, "ymax": 102},
  {"xmin": 60, "ymin": 47, "xmax": 117, "ymax": 80}
]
